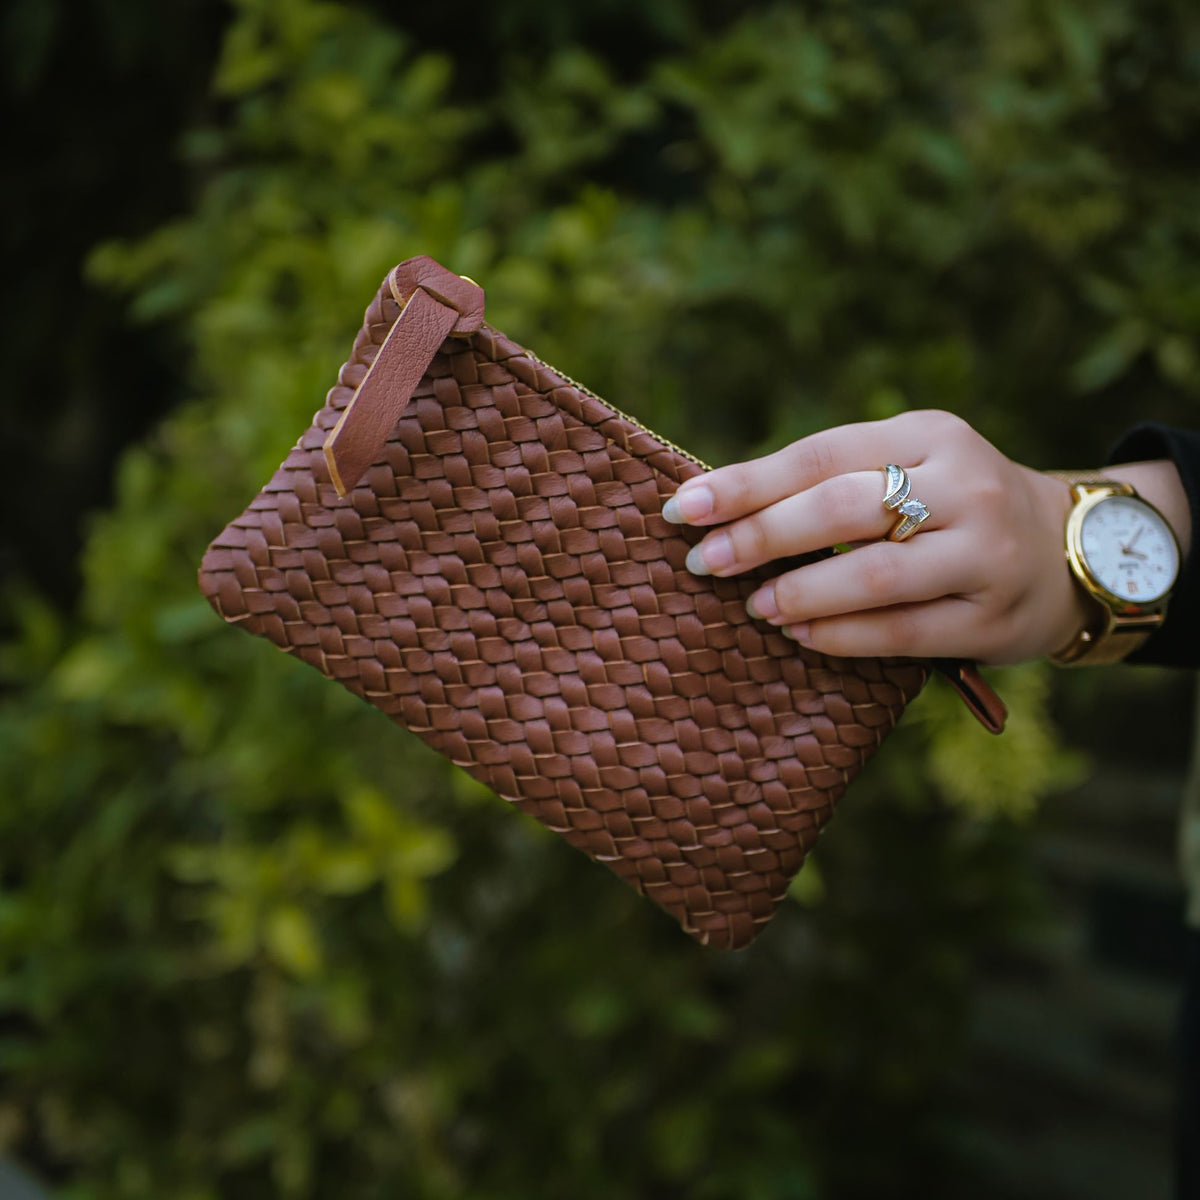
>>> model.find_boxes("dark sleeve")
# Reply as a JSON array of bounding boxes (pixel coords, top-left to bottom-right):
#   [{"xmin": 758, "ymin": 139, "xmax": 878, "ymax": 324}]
[{"xmin": 1105, "ymin": 422, "xmax": 1200, "ymax": 667}]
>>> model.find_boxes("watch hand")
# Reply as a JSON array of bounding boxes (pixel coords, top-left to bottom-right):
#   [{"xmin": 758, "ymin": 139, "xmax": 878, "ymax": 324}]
[{"xmin": 1120, "ymin": 524, "xmax": 1149, "ymax": 558}]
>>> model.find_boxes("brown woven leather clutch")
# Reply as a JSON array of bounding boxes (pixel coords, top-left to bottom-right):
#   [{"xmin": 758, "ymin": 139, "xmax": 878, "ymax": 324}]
[{"xmin": 198, "ymin": 256, "xmax": 948, "ymax": 949}]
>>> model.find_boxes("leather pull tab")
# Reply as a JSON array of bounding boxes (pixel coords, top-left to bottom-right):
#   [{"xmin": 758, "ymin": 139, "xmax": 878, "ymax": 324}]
[
  {"xmin": 323, "ymin": 257, "xmax": 485, "ymax": 496},
  {"xmin": 930, "ymin": 658, "xmax": 1008, "ymax": 734}
]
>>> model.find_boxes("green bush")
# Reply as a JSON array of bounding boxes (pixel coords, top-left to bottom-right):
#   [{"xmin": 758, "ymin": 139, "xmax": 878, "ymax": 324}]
[{"xmin": 3, "ymin": 0, "xmax": 1199, "ymax": 1195}]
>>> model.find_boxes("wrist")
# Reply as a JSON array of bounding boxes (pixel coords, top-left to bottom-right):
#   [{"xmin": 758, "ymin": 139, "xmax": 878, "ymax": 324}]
[{"xmin": 1034, "ymin": 471, "xmax": 1094, "ymax": 657}]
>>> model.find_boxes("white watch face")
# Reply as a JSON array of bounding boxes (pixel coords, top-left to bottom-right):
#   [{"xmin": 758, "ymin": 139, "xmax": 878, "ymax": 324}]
[{"xmin": 1080, "ymin": 495, "xmax": 1179, "ymax": 604}]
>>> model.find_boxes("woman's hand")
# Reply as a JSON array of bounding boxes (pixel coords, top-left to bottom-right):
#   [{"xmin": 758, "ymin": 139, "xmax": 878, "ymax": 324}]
[{"xmin": 661, "ymin": 410, "xmax": 1089, "ymax": 666}]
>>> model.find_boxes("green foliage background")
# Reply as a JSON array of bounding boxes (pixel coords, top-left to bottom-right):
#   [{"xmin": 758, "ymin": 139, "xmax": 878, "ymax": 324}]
[{"xmin": 3, "ymin": 0, "xmax": 1199, "ymax": 1196}]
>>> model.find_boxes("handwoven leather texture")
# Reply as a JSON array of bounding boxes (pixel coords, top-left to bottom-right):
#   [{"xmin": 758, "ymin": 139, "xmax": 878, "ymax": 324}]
[{"xmin": 199, "ymin": 269, "xmax": 928, "ymax": 950}]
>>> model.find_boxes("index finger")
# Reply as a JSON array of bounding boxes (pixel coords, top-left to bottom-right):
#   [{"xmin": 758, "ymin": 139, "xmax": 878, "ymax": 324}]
[{"xmin": 662, "ymin": 412, "xmax": 932, "ymax": 526}]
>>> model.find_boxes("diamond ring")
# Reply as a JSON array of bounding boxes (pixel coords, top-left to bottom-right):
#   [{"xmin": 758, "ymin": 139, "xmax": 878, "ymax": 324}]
[{"xmin": 880, "ymin": 464, "xmax": 931, "ymax": 542}]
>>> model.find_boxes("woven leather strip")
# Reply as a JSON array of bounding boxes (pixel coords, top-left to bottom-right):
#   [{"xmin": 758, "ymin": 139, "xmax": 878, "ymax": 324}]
[{"xmin": 199, "ymin": 262, "xmax": 928, "ymax": 949}]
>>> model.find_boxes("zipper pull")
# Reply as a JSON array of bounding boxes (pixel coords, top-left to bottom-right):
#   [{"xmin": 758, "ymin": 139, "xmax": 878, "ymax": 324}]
[{"xmin": 324, "ymin": 256, "xmax": 485, "ymax": 496}]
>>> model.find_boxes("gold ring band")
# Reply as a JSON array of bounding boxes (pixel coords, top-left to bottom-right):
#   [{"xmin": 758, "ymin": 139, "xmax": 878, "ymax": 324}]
[
  {"xmin": 880, "ymin": 465, "xmax": 930, "ymax": 541},
  {"xmin": 887, "ymin": 499, "xmax": 931, "ymax": 541}
]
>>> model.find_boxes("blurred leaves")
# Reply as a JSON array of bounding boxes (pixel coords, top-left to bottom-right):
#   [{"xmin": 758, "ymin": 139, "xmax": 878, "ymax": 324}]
[
  {"xmin": 3, "ymin": 0, "xmax": 1200, "ymax": 1196},
  {"xmin": 916, "ymin": 665, "xmax": 1088, "ymax": 819}
]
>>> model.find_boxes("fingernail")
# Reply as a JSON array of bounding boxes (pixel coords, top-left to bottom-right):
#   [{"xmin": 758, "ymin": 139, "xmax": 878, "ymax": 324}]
[
  {"xmin": 685, "ymin": 543, "xmax": 710, "ymax": 575},
  {"xmin": 785, "ymin": 622, "xmax": 811, "ymax": 644},
  {"xmin": 685, "ymin": 533, "xmax": 734, "ymax": 575},
  {"xmin": 746, "ymin": 584, "xmax": 779, "ymax": 621},
  {"xmin": 662, "ymin": 485, "xmax": 714, "ymax": 524}
]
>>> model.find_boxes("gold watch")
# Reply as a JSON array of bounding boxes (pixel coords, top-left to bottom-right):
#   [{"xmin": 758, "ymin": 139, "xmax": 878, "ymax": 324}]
[{"xmin": 1049, "ymin": 473, "xmax": 1180, "ymax": 666}]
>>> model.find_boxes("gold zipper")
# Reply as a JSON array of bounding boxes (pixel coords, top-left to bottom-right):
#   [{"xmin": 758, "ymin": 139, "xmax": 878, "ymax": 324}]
[{"xmin": 521, "ymin": 349, "xmax": 712, "ymax": 472}]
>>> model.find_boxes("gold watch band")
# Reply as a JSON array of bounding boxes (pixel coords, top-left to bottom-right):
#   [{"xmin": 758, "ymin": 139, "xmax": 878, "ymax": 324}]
[
  {"xmin": 1044, "ymin": 470, "xmax": 1132, "ymax": 488},
  {"xmin": 1049, "ymin": 621, "xmax": 1155, "ymax": 666}
]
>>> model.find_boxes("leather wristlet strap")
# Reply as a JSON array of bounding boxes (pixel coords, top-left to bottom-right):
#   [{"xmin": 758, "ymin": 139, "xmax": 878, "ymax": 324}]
[
  {"xmin": 324, "ymin": 257, "xmax": 485, "ymax": 496},
  {"xmin": 930, "ymin": 660, "xmax": 1007, "ymax": 734}
]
